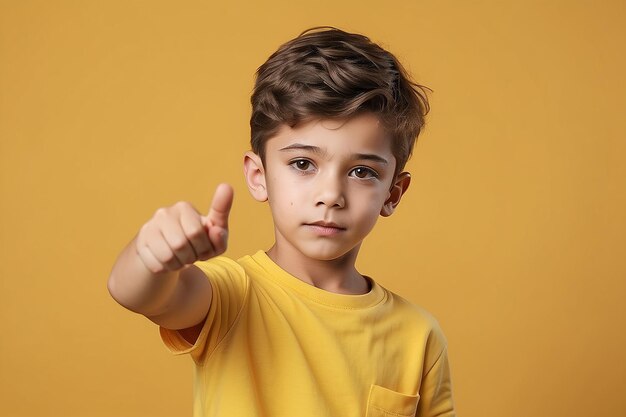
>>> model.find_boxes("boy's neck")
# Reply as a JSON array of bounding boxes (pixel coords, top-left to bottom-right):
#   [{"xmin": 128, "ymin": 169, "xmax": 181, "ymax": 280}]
[{"xmin": 265, "ymin": 244, "xmax": 370, "ymax": 295}]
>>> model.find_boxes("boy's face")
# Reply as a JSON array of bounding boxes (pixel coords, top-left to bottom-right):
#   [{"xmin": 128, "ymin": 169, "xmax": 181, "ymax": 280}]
[{"xmin": 245, "ymin": 112, "xmax": 410, "ymax": 263}]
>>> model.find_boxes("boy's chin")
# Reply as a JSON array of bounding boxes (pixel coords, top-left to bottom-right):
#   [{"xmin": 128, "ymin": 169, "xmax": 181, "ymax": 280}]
[{"xmin": 294, "ymin": 242, "xmax": 361, "ymax": 263}]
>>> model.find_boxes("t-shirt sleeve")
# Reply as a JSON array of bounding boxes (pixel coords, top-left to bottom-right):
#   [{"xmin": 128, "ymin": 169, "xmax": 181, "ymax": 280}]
[
  {"xmin": 159, "ymin": 256, "xmax": 249, "ymax": 362},
  {"xmin": 415, "ymin": 323, "xmax": 456, "ymax": 417}
]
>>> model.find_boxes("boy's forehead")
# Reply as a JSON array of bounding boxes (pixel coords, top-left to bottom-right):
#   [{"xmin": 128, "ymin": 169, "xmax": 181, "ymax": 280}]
[{"xmin": 267, "ymin": 114, "xmax": 393, "ymax": 151}]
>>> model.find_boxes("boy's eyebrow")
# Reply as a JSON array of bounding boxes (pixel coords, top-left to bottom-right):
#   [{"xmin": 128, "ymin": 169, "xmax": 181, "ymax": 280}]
[
  {"xmin": 279, "ymin": 143, "xmax": 389, "ymax": 165},
  {"xmin": 352, "ymin": 153, "xmax": 389, "ymax": 165},
  {"xmin": 279, "ymin": 143, "xmax": 327, "ymax": 157}
]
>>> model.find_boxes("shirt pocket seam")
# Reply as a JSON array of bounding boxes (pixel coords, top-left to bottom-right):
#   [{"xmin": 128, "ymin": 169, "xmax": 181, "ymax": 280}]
[
  {"xmin": 369, "ymin": 404, "xmax": 416, "ymax": 417},
  {"xmin": 366, "ymin": 384, "xmax": 420, "ymax": 417}
]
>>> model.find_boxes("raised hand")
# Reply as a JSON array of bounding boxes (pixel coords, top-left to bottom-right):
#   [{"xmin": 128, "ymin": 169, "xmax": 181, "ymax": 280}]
[{"xmin": 135, "ymin": 184, "xmax": 234, "ymax": 274}]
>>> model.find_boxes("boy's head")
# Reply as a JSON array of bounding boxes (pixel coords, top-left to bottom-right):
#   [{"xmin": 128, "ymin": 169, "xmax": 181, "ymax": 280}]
[{"xmin": 250, "ymin": 27, "xmax": 430, "ymax": 176}]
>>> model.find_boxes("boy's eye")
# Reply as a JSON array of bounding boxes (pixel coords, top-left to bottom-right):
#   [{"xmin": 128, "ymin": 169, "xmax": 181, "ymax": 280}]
[
  {"xmin": 290, "ymin": 159, "xmax": 314, "ymax": 171},
  {"xmin": 350, "ymin": 167, "xmax": 378, "ymax": 179}
]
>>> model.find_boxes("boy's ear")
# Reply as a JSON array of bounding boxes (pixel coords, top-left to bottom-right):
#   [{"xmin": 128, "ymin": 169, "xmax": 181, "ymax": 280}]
[
  {"xmin": 243, "ymin": 151, "xmax": 268, "ymax": 202},
  {"xmin": 380, "ymin": 172, "xmax": 411, "ymax": 217}
]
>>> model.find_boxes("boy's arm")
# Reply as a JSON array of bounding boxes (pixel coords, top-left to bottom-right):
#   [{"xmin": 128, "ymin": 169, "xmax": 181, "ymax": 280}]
[
  {"xmin": 107, "ymin": 184, "xmax": 233, "ymax": 336},
  {"xmin": 416, "ymin": 346, "xmax": 455, "ymax": 417}
]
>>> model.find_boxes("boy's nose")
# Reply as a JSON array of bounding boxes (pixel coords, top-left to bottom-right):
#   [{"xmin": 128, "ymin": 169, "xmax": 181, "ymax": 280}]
[{"xmin": 315, "ymin": 175, "xmax": 346, "ymax": 208}]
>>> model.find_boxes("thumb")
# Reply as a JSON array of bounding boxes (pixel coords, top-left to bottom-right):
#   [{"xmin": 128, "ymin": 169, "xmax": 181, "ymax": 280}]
[{"xmin": 206, "ymin": 183, "xmax": 234, "ymax": 229}]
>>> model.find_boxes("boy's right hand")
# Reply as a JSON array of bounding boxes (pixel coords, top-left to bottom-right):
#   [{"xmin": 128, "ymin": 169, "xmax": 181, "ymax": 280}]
[{"xmin": 135, "ymin": 183, "xmax": 234, "ymax": 274}]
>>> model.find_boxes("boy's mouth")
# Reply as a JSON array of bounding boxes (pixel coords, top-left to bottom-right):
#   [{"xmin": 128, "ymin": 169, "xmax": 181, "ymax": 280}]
[
  {"xmin": 304, "ymin": 221, "xmax": 346, "ymax": 236},
  {"xmin": 306, "ymin": 221, "xmax": 345, "ymax": 229}
]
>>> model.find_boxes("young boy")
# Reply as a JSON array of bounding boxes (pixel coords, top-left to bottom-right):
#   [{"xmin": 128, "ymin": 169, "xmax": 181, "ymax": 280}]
[{"xmin": 108, "ymin": 27, "xmax": 455, "ymax": 417}]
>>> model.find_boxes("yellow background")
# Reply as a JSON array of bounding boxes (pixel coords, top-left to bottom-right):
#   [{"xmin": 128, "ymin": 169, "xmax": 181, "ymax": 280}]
[{"xmin": 1, "ymin": 1, "xmax": 625, "ymax": 416}]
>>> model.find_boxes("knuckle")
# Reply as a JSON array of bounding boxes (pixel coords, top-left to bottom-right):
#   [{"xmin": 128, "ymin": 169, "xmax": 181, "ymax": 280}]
[
  {"xmin": 160, "ymin": 250, "xmax": 176, "ymax": 263},
  {"xmin": 149, "ymin": 263, "xmax": 166, "ymax": 274},
  {"xmin": 187, "ymin": 226, "xmax": 207, "ymax": 240},
  {"xmin": 162, "ymin": 255, "xmax": 181, "ymax": 269},
  {"xmin": 174, "ymin": 201, "xmax": 189, "ymax": 210},
  {"xmin": 154, "ymin": 207, "xmax": 168, "ymax": 219},
  {"xmin": 170, "ymin": 237, "xmax": 188, "ymax": 252},
  {"xmin": 139, "ymin": 220, "xmax": 153, "ymax": 233},
  {"xmin": 136, "ymin": 225, "xmax": 148, "ymax": 242}
]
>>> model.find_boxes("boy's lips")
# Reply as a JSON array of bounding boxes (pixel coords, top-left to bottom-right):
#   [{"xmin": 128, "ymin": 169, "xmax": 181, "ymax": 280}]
[
  {"xmin": 304, "ymin": 221, "xmax": 346, "ymax": 236},
  {"xmin": 306, "ymin": 221, "xmax": 345, "ymax": 229}
]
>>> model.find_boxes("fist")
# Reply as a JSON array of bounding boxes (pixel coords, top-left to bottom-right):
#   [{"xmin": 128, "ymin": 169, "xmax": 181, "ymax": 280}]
[{"xmin": 135, "ymin": 183, "xmax": 234, "ymax": 273}]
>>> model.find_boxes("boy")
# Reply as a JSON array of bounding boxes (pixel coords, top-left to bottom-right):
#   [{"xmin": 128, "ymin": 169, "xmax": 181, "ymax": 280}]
[{"xmin": 108, "ymin": 27, "xmax": 455, "ymax": 417}]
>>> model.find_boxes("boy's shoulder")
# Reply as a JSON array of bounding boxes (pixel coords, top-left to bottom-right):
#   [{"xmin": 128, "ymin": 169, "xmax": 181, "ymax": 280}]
[{"xmin": 380, "ymin": 283, "xmax": 448, "ymax": 340}]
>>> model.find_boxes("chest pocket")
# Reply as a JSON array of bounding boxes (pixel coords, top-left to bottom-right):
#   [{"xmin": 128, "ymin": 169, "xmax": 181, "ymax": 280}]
[{"xmin": 365, "ymin": 384, "xmax": 420, "ymax": 417}]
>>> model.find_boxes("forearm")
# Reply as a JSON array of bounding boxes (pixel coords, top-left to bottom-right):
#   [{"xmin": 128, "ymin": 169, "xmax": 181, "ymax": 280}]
[{"xmin": 107, "ymin": 235, "xmax": 179, "ymax": 316}]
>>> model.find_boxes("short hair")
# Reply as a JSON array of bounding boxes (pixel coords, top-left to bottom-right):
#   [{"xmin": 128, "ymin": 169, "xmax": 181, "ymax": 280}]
[{"xmin": 250, "ymin": 26, "xmax": 431, "ymax": 175}]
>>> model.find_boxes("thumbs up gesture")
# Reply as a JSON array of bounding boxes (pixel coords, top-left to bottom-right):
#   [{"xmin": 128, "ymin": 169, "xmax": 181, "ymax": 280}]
[{"xmin": 135, "ymin": 184, "xmax": 234, "ymax": 274}]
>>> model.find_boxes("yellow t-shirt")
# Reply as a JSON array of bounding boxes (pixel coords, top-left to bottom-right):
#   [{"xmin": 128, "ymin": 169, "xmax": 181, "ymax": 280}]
[{"xmin": 160, "ymin": 251, "xmax": 455, "ymax": 417}]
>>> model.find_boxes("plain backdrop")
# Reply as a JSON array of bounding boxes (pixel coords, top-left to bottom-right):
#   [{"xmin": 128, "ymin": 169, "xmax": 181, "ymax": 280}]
[{"xmin": 1, "ymin": 1, "xmax": 625, "ymax": 416}]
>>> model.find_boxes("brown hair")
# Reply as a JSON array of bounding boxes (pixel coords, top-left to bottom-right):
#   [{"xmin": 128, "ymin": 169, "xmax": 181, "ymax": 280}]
[{"xmin": 250, "ymin": 27, "xmax": 431, "ymax": 175}]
